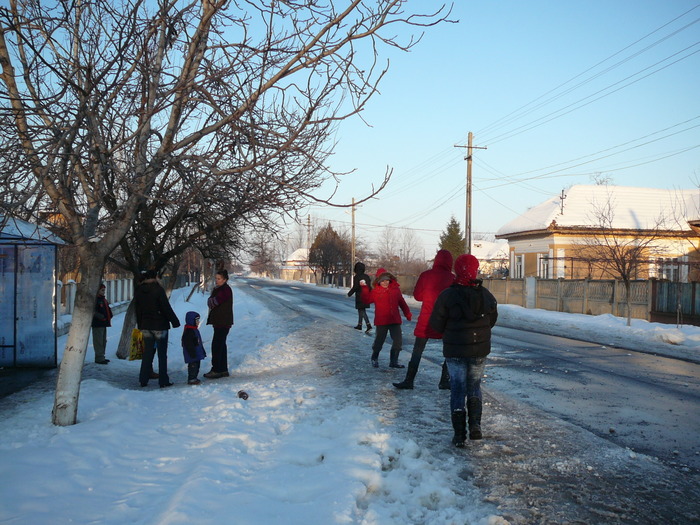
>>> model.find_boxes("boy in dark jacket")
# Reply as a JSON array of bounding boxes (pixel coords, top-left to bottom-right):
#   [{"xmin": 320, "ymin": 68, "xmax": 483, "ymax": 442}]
[
  {"xmin": 430, "ymin": 254, "xmax": 498, "ymax": 447},
  {"xmin": 182, "ymin": 311, "xmax": 206, "ymax": 385},
  {"xmin": 347, "ymin": 262, "xmax": 372, "ymax": 333}
]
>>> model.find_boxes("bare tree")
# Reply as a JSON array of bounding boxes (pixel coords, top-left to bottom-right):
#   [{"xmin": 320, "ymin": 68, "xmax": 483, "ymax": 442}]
[
  {"xmin": 573, "ymin": 196, "xmax": 667, "ymax": 326},
  {"xmin": 376, "ymin": 226, "xmax": 399, "ymax": 272},
  {"xmin": 0, "ymin": 0, "xmax": 452, "ymax": 425}
]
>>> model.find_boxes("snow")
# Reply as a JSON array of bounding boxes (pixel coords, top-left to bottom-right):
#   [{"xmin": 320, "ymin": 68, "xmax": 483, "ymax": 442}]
[
  {"xmin": 495, "ymin": 185, "xmax": 700, "ymax": 236},
  {"xmin": 1, "ymin": 279, "xmax": 698, "ymax": 524}
]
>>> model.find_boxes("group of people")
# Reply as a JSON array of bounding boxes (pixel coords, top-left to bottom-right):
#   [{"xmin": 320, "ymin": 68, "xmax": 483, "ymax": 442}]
[
  {"xmin": 350, "ymin": 250, "xmax": 498, "ymax": 447},
  {"xmin": 91, "ymin": 269, "xmax": 234, "ymax": 388},
  {"xmin": 94, "ymin": 253, "xmax": 497, "ymax": 447}
]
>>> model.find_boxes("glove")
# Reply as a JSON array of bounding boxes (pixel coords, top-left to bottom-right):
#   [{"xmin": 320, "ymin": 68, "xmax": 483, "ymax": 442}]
[{"xmin": 359, "ymin": 280, "xmax": 366, "ymax": 286}]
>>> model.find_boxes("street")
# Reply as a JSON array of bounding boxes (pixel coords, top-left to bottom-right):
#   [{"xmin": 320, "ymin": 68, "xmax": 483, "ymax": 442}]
[{"xmin": 239, "ymin": 277, "xmax": 700, "ymax": 522}]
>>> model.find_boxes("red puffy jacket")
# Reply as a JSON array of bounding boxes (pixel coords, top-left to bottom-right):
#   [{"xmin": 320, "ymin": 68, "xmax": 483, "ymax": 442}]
[
  {"xmin": 413, "ymin": 249, "xmax": 455, "ymax": 339},
  {"xmin": 360, "ymin": 269, "xmax": 412, "ymax": 326}
]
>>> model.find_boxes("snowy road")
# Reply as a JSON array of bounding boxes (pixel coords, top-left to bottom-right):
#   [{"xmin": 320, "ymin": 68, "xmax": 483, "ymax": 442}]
[{"xmin": 240, "ymin": 277, "xmax": 700, "ymax": 522}]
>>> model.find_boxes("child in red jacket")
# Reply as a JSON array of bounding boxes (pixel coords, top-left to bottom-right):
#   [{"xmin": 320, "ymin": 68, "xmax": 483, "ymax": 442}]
[{"xmin": 360, "ymin": 268, "xmax": 412, "ymax": 368}]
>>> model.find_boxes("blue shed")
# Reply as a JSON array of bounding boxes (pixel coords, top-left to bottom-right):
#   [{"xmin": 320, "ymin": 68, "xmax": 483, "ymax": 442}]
[{"xmin": 0, "ymin": 216, "xmax": 63, "ymax": 368}]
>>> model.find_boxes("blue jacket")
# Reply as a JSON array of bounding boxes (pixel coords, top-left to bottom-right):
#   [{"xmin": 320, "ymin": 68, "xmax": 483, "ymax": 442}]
[{"xmin": 182, "ymin": 311, "xmax": 206, "ymax": 363}]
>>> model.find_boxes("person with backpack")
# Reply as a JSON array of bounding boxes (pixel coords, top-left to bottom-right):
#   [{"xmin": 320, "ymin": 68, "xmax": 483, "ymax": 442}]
[{"xmin": 429, "ymin": 254, "xmax": 498, "ymax": 447}]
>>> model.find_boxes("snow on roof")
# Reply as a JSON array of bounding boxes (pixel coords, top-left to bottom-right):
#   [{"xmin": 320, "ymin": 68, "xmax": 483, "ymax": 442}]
[
  {"xmin": 286, "ymin": 247, "xmax": 309, "ymax": 262},
  {"xmin": 471, "ymin": 239, "xmax": 509, "ymax": 260},
  {"xmin": 496, "ymin": 185, "xmax": 700, "ymax": 238},
  {"xmin": 0, "ymin": 215, "xmax": 65, "ymax": 244}
]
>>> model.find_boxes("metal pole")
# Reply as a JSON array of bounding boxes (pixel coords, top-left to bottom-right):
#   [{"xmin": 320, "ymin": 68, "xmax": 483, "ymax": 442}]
[
  {"xmin": 351, "ymin": 197, "xmax": 356, "ymax": 275},
  {"xmin": 466, "ymin": 132, "xmax": 473, "ymax": 255}
]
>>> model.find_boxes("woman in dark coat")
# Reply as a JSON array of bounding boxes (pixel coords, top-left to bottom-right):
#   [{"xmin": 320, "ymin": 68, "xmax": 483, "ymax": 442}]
[
  {"xmin": 429, "ymin": 254, "xmax": 498, "ymax": 447},
  {"xmin": 204, "ymin": 269, "xmax": 234, "ymax": 379},
  {"xmin": 347, "ymin": 262, "xmax": 372, "ymax": 332},
  {"xmin": 134, "ymin": 270, "xmax": 181, "ymax": 388}
]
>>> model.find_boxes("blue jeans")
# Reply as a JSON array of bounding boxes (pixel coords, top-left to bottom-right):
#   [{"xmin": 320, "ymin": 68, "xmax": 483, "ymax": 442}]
[
  {"xmin": 446, "ymin": 357, "xmax": 486, "ymax": 412},
  {"xmin": 139, "ymin": 329, "xmax": 170, "ymax": 386}
]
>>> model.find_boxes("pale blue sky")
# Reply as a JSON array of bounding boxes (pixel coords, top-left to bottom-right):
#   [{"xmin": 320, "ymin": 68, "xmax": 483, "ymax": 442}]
[{"xmin": 300, "ymin": 1, "xmax": 700, "ymax": 258}]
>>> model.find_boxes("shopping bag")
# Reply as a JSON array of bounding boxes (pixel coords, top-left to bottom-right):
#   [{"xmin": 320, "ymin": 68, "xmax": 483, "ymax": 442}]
[{"xmin": 128, "ymin": 328, "xmax": 144, "ymax": 361}]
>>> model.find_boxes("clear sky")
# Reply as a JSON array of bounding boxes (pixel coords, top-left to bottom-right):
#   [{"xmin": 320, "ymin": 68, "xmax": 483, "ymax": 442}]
[{"xmin": 296, "ymin": 1, "xmax": 700, "ymax": 259}]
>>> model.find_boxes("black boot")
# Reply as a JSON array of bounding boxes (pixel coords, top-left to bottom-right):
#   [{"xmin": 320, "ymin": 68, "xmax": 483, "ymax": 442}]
[
  {"xmin": 438, "ymin": 361, "xmax": 450, "ymax": 390},
  {"xmin": 371, "ymin": 348, "xmax": 380, "ymax": 368},
  {"xmin": 393, "ymin": 363, "xmax": 418, "ymax": 389},
  {"xmin": 389, "ymin": 347, "xmax": 405, "ymax": 368},
  {"xmin": 451, "ymin": 410, "xmax": 467, "ymax": 447},
  {"xmin": 467, "ymin": 397, "xmax": 483, "ymax": 440}
]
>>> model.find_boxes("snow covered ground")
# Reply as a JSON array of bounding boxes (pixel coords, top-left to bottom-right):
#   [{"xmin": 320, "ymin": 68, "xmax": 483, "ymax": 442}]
[{"xmin": 0, "ymin": 278, "xmax": 698, "ymax": 524}]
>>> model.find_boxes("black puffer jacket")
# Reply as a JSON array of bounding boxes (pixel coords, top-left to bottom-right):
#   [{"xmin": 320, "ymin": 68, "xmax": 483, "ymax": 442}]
[
  {"xmin": 347, "ymin": 262, "xmax": 372, "ymax": 309},
  {"xmin": 428, "ymin": 281, "xmax": 498, "ymax": 358},
  {"xmin": 134, "ymin": 279, "xmax": 181, "ymax": 331}
]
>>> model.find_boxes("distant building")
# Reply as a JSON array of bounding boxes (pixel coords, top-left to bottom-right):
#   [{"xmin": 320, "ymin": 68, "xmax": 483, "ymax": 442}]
[
  {"xmin": 471, "ymin": 239, "xmax": 509, "ymax": 278},
  {"xmin": 495, "ymin": 185, "xmax": 700, "ymax": 282},
  {"xmin": 280, "ymin": 248, "xmax": 315, "ymax": 283}
]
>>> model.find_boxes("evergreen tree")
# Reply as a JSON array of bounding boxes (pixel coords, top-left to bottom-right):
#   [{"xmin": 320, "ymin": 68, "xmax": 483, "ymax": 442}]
[
  {"xmin": 439, "ymin": 216, "xmax": 466, "ymax": 258},
  {"xmin": 308, "ymin": 223, "xmax": 351, "ymax": 283}
]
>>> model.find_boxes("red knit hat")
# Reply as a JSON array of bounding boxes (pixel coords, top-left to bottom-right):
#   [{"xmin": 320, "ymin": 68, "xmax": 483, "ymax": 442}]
[{"xmin": 454, "ymin": 254, "xmax": 479, "ymax": 285}]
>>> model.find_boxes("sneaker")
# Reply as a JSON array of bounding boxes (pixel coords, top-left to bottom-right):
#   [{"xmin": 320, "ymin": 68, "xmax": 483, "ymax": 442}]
[
  {"xmin": 354, "ymin": 325, "xmax": 362, "ymax": 330},
  {"xmin": 365, "ymin": 326, "xmax": 373, "ymax": 334},
  {"xmin": 95, "ymin": 359, "xmax": 110, "ymax": 364},
  {"xmin": 160, "ymin": 382, "xmax": 174, "ymax": 388},
  {"xmin": 204, "ymin": 371, "xmax": 224, "ymax": 379},
  {"xmin": 188, "ymin": 379, "xmax": 202, "ymax": 385},
  {"xmin": 371, "ymin": 359, "xmax": 379, "ymax": 368}
]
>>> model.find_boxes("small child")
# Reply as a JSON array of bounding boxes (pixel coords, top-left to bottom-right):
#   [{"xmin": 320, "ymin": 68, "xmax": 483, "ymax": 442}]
[
  {"xmin": 360, "ymin": 268, "xmax": 412, "ymax": 368},
  {"xmin": 182, "ymin": 311, "xmax": 206, "ymax": 385}
]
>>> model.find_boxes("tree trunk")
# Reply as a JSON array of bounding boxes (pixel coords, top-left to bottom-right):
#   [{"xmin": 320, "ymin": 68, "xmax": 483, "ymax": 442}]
[
  {"xmin": 115, "ymin": 300, "xmax": 137, "ymax": 360},
  {"xmin": 625, "ymin": 280, "xmax": 633, "ymax": 327},
  {"xmin": 52, "ymin": 257, "xmax": 105, "ymax": 426}
]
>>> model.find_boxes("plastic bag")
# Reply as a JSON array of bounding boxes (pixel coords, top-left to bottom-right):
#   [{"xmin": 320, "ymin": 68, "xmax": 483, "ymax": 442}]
[{"xmin": 128, "ymin": 328, "xmax": 144, "ymax": 361}]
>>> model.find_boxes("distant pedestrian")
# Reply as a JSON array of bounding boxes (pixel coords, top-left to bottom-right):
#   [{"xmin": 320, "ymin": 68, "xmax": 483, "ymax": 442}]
[
  {"xmin": 204, "ymin": 269, "xmax": 234, "ymax": 379},
  {"xmin": 92, "ymin": 283, "xmax": 112, "ymax": 364},
  {"xmin": 134, "ymin": 270, "xmax": 181, "ymax": 388},
  {"xmin": 429, "ymin": 254, "xmax": 498, "ymax": 447},
  {"xmin": 394, "ymin": 249, "xmax": 455, "ymax": 390},
  {"xmin": 182, "ymin": 311, "xmax": 206, "ymax": 385},
  {"xmin": 360, "ymin": 268, "xmax": 412, "ymax": 368},
  {"xmin": 347, "ymin": 262, "xmax": 372, "ymax": 333}
]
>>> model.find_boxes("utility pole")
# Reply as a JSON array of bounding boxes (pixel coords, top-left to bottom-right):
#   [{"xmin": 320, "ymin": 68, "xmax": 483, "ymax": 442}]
[
  {"xmin": 351, "ymin": 198, "xmax": 356, "ymax": 274},
  {"xmin": 455, "ymin": 132, "xmax": 486, "ymax": 254}
]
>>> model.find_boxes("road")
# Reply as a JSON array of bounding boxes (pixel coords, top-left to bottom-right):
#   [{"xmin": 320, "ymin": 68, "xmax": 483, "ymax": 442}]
[{"xmin": 241, "ymin": 277, "xmax": 700, "ymax": 473}]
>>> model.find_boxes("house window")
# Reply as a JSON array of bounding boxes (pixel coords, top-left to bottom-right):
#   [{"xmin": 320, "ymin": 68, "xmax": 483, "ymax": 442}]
[
  {"xmin": 658, "ymin": 257, "xmax": 685, "ymax": 282},
  {"xmin": 538, "ymin": 254, "xmax": 549, "ymax": 279},
  {"xmin": 513, "ymin": 255, "xmax": 523, "ymax": 279}
]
